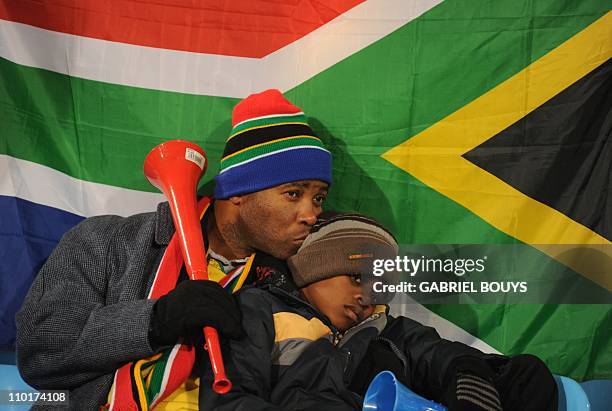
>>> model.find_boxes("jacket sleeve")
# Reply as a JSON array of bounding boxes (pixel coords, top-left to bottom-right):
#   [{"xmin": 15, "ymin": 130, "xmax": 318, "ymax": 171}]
[
  {"xmin": 270, "ymin": 338, "xmax": 362, "ymax": 411},
  {"xmin": 15, "ymin": 216, "xmax": 158, "ymax": 390},
  {"xmin": 383, "ymin": 316, "xmax": 498, "ymax": 402},
  {"xmin": 199, "ymin": 288, "xmax": 284, "ymax": 411}
]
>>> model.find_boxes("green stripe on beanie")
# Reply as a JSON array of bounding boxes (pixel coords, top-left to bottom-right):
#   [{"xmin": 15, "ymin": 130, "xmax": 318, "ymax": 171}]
[{"xmin": 220, "ymin": 136, "xmax": 327, "ymax": 171}]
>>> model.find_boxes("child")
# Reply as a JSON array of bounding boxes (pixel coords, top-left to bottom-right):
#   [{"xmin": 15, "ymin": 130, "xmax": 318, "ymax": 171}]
[{"xmin": 200, "ymin": 213, "xmax": 557, "ymax": 410}]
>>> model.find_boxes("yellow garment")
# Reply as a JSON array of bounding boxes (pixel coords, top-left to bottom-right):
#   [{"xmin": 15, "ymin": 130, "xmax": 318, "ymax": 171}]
[
  {"xmin": 206, "ymin": 259, "xmax": 228, "ymax": 283},
  {"xmin": 154, "ymin": 377, "xmax": 199, "ymax": 411},
  {"xmin": 273, "ymin": 305, "xmax": 387, "ymax": 343},
  {"xmin": 273, "ymin": 312, "xmax": 332, "ymax": 342}
]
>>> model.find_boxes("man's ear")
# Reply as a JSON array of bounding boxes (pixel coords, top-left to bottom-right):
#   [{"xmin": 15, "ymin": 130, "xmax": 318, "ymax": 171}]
[{"xmin": 229, "ymin": 195, "xmax": 243, "ymax": 206}]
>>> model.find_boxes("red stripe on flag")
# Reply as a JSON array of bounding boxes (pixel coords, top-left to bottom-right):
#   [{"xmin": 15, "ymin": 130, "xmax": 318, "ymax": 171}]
[{"xmin": 0, "ymin": 0, "xmax": 364, "ymax": 58}]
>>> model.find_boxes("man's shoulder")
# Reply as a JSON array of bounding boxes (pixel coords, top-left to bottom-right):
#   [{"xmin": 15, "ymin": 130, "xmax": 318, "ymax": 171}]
[
  {"xmin": 66, "ymin": 202, "xmax": 170, "ymax": 244},
  {"xmin": 67, "ymin": 213, "xmax": 146, "ymax": 239},
  {"xmin": 62, "ymin": 214, "xmax": 126, "ymax": 243}
]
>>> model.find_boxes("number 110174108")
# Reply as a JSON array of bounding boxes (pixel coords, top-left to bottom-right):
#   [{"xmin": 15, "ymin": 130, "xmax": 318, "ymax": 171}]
[{"xmin": 2, "ymin": 390, "xmax": 69, "ymax": 405}]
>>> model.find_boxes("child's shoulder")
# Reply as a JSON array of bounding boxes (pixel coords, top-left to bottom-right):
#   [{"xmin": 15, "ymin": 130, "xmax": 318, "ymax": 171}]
[
  {"xmin": 235, "ymin": 285, "xmax": 289, "ymax": 313},
  {"xmin": 235, "ymin": 285, "xmax": 273, "ymax": 303}
]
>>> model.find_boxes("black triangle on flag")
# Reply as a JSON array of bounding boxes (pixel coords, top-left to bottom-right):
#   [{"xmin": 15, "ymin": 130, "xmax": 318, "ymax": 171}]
[{"xmin": 464, "ymin": 59, "xmax": 611, "ymax": 241}]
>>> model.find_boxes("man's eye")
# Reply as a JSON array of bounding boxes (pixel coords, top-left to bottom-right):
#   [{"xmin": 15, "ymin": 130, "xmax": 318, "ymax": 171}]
[
  {"xmin": 314, "ymin": 195, "xmax": 326, "ymax": 205},
  {"xmin": 351, "ymin": 275, "xmax": 361, "ymax": 284},
  {"xmin": 285, "ymin": 190, "xmax": 300, "ymax": 199}
]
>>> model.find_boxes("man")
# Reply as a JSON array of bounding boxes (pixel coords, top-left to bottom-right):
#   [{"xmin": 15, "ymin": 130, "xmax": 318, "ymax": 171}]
[
  {"xmin": 200, "ymin": 213, "xmax": 558, "ymax": 411},
  {"xmin": 15, "ymin": 89, "xmax": 331, "ymax": 410}
]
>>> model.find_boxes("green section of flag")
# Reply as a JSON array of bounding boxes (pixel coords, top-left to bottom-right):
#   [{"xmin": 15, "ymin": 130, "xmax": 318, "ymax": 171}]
[
  {"xmin": 285, "ymin": 0, "xmax": 610, "ymax": 380},
  {"xmin": 0, "ymin": 57, "xmax": 238, "ymax": 191},
  {"xmin": 0, "ymin": 0, "xmax": 606, "ymax": 195},
  {"xmin": 1, "ymin": 0, "xmax": 610, "ymax": 379},
  {"xmin": 290, "ymin": 0, "xmax": 608, "ymax": 240}
]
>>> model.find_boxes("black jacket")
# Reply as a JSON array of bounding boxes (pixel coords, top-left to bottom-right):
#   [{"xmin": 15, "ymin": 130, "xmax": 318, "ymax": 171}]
[{"xmin": 198, "ymin": 273, "xmax": 509, "ymax": 411}]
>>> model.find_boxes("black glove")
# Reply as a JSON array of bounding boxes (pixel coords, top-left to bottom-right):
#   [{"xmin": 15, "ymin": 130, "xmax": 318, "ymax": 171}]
[{"xmin": 149, "ymin": 280, "xmax": 244, "ymax": 347}]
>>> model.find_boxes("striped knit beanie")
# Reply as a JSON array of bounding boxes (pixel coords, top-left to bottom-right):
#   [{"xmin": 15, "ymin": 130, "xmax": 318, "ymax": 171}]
[
  {"xmin": 214, "ymin": 89, "xmax": 332, "ymax": 199},
  {"xmin": 287, "ymin": 213, "xmax": 398, "ymax": 288}
]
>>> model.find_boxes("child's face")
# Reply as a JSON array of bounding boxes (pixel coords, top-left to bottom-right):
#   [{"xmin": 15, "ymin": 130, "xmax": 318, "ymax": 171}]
[{"xmin": 301, "ymin": 275, "xmax": 374, "ymax": 332}]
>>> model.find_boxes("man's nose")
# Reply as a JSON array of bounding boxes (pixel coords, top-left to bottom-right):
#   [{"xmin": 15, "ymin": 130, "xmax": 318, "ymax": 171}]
[{"xmin": 297, "ymin": 201, "xmax": 318, "ymax": 226}]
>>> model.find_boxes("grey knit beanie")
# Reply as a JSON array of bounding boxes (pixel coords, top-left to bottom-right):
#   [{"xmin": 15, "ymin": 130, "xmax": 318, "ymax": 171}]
[{"xmin": 287, "ymin": 213, "xmax": 398, "ymax": 288}]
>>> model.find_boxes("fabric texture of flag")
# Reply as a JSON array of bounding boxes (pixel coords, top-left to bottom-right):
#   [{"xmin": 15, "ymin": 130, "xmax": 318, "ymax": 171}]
[{"xmin": 0, "ymin": 0, "xmax": 610, "ymax": 381}]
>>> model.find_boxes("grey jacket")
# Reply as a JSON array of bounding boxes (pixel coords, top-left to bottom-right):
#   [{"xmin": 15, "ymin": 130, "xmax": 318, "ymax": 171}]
[{"xmin": 15, "ymin": 202, "xmax": 177, "ymax": 410}]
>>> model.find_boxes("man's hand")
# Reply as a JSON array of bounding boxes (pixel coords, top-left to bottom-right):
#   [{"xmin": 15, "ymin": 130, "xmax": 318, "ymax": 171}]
[{"xmin": 149, "ymin": 280, "xmax": 244, "ymax": 347}]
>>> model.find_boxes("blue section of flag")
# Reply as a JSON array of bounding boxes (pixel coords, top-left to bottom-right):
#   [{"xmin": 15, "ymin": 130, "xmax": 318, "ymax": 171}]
[{"xmin": 0, "ymin": 196, "xmax": 83, "ymax": 350}]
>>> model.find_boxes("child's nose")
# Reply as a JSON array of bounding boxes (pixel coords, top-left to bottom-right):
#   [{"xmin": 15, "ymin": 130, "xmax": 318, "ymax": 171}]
[
  {"xmin": 356, "ymin": 294, "xmax": 373, "ymax": 308},
  {"xmin": 362, "ymin": 304, "xmax": 375, "ymax": 319}
]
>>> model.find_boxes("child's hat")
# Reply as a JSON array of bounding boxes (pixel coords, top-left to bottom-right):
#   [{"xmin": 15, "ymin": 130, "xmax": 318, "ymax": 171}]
[{"xmin": 288, "ymin": 212, "xmax": 398, "ymax": 288}]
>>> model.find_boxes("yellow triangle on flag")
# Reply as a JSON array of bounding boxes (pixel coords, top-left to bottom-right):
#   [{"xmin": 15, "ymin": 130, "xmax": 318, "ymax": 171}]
[{"xmin": 382, "ymin": 12, "xmax": 612, "ymax": 290}]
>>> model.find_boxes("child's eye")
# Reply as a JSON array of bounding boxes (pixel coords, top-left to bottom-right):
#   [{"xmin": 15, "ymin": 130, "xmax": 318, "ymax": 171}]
[{"xmin": 351, "ymin": 275, "xmax": 361, "ymax": 284}]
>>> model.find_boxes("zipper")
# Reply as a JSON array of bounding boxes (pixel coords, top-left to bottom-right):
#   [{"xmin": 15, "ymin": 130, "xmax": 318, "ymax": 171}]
[
  {"xmin": 376, "ymin": 336, "xmax": 408, "ymax": 372},
  {"xmin": 336, "ymin": 313, "xmax": 383, "ymax": 347}
]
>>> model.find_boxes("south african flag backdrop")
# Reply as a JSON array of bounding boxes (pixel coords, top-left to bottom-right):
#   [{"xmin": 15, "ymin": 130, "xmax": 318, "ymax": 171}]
[{"xmin": 0, "ymin": 0, "xmax": 610, "ymax": 380}]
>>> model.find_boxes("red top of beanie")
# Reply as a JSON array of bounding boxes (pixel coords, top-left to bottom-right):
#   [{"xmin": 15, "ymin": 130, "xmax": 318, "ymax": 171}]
[{"xmin": 232, "ymin": 89, "xmax": 303, "ymax": 127}]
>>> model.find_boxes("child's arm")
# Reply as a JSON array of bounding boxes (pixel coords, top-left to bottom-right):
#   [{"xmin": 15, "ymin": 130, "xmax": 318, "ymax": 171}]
[
  {"xmin": 270, "ymin": 337, "xmax": 362, "ymax": 411},
  {"xmin": 199, "ymin": 288, "xmax": 284, "ymax": 411},
  {"xmin": 382, "ymin": 316, "xmax": 503, "ymax": 410},
  {"xmin": 355, "ymin": 316, "xmax": 556, "ymax": 410}
]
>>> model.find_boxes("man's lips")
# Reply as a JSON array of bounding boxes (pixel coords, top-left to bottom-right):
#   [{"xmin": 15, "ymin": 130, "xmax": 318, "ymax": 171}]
[{"xmin": 293, "ymin": 235, "xmax": 309, "ymax": 244}]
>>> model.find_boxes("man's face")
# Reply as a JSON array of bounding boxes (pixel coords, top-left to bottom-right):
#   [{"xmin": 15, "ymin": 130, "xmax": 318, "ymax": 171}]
[
  {"xmin": 301, "ymin": 275, "xmax": 374, "ymax": 332},
  {"xmin": 235, "ymin": 180, "xmax": 328, "ymax": 260}
]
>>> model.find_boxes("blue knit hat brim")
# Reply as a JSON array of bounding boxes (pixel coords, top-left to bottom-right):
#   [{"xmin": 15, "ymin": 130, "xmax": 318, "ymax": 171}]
[{"xmin": 214, "ymin": 148, "xmax": 332, "ymax": 199}]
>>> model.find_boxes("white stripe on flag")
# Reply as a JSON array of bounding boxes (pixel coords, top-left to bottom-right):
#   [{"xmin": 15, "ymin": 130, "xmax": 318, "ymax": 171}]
[
  {"xmin": 0, "ymin": 0, "xmax": 443, "ymax": 98},
  {"xmin": 389, "ymin": 294, "xmax": 502, "ymax": 354},
  {"xmin": 0, "ymin": 154, "xmax": 164, "ymax": 217},
  {"xmin": 151, "ymin": 344, "xmax": 182, "ymax": 408}
]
